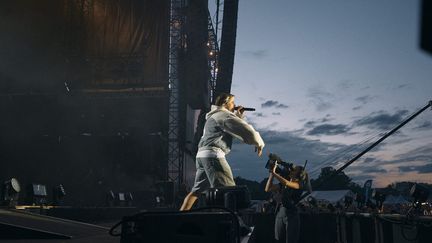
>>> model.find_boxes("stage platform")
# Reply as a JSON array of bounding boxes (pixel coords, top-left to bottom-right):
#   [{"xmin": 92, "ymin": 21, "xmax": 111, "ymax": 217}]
[
  {"xmin": 2, "ymin": 207, "xmax": 432, "ymax": 243},
  {"xmin": 0, "ymin": 208, "xmax": 118, "ymax": 242}
]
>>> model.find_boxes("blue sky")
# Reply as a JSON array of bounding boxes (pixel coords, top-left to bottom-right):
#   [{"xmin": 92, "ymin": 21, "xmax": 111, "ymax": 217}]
[{"xmin": 211, "ymin": 0, "xmax": 432, "ymax": 187}]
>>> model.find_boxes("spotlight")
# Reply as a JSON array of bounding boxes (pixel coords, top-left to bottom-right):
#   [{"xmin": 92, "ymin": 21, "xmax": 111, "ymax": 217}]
[
  {"xmin": 26, "ymin": 183, "xmax": 48, "ymax": 206},
  {"xmin": 117, "ymin": 192, "xmax": 134, "ymax": 207},
  {"xmin": 410, "ymin": 183, "xmax": 430, "ymax": 207},
  {"xmin": 1, "ymin": 178, "xmax": 21, "ymax": 207},
  {"xmin": 125, "ymin": 192, "xmax": 133, "ymax": 207},
  {"xmin": 125, "ymin": 192, "xmax": 133, "ymax": 201},
  {"xmin": 52, "ymin": 184, "xmax": 66, "ymax": 206},
  {"xmin": 106, "ymin": 190, "xmax": 116, "ymax": 207},
  {"xmin": 118, "ymin": 192, "xmax": 126, "ymax": 206}
]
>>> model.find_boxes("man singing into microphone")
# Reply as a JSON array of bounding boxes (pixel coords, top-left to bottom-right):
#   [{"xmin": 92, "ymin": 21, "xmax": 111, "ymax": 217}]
[{"xmin": 180, "ymin": 93, "xmax": 265, "ymax": 210}]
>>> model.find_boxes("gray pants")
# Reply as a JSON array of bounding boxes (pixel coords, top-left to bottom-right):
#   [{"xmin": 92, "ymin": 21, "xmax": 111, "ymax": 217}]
[
  {"xmin": 275, "ymin": 206, "xmax": 300, "ymax": 243},
  {"xmin": 191, "ymin": 157, "xmax": 236, "ymax": 193}
]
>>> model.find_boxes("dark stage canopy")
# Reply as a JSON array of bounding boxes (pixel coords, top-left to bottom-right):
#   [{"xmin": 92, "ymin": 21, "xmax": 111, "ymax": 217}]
[{"xmin": 0, "ymin": 0, "xmax": 170, "ymax": 206}]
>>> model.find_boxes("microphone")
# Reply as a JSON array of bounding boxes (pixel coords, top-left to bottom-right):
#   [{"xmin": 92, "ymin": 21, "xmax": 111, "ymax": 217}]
[{"xmin": 234, "ymin": 106, "xmax": 256, "ymax": 111}]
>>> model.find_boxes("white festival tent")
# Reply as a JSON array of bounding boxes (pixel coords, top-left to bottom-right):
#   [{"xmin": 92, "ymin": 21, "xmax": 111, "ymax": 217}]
[{"xmin": 302, "ymin": 190, "xmax": 355, "ymax": 205}]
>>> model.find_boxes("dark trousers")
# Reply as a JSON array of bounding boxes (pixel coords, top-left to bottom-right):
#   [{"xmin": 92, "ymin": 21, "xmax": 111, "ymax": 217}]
[{"xmin": 275, "ymin": 206, "xmax": 300, "ymax": 243}]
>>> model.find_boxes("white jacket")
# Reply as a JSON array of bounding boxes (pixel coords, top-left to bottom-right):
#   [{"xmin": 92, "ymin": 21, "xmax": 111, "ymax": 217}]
[{"xmin": 197, "ymin": 105, "xmax": 265, "ymax": 155}]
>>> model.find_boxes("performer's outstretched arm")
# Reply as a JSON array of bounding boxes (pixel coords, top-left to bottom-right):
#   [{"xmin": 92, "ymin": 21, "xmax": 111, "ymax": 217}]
[{"xmin": 223, "ymin": 115, "xmax": 265, "ymax": 156}]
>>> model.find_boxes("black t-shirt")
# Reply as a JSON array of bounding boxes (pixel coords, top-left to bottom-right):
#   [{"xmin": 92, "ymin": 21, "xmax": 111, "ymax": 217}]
[{"xmin": 279, "ymin": 183, "xmax": 302, "ymax": 212}]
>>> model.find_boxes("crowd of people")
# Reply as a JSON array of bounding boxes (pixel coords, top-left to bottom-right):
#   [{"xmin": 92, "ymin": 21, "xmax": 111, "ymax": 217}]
[{"xmin": 258, "ymin": 193, "xmax": 432, "ymax": 216}]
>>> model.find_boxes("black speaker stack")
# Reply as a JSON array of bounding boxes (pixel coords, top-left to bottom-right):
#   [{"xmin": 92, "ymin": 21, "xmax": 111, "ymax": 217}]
[{"xmin": 119, "ymin": 211, "xmax": 239, "ymax": 243}]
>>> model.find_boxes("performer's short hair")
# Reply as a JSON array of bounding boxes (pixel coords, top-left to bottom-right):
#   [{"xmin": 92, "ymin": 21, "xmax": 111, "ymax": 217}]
[{"xmin": 214, "ymin": 93, "xmax": 235, "ymax": 106}]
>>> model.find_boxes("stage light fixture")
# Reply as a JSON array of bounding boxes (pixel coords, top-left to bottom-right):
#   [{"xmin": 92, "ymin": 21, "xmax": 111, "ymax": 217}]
[
  {"xmin": 1, "ymin": 178, "xmax": 21, "ymax": 207},
  {"xmin": 26, "ymin": 183, "xmax": 48, "ymax": 205},
  {"xmin": 125, "ymin": 192, "xmax": 133, "ymax": 207},
  {"xmin": 52, "ymin": 184, "xmax": 66, "ymax": 206},
  {"xmin": 106, "ymin": 190, "xmax": 116, "ymax": 207},
  {"xmin": 118, "ymin": 192, "xmax": 126, "ymax": 206},
  {"xmin": 410, "ymin": 183, "xmax": 430, "ymax": 207},
  {"xmin": 105, "ymin": 190, "xmax": 133, "ymax": 207},
  {"xmin": 125, "ymin": 192, "xmax": 133, "ymax": 201},
  {"xmin": 118, "ymin": 192, "xmax": 134, "ymax": 207}
]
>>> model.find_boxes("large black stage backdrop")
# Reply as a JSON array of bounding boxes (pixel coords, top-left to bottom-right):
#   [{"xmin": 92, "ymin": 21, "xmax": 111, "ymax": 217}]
[{"xmin": 0, "ymin": 0, "xmax": 170, "ymax": 206}]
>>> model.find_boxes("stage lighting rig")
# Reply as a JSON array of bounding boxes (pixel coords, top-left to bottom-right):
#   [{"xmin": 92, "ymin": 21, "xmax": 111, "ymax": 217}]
[
  {"xmin": 118, "ymin": 192, "xmax": 126, "ymax": 206},
  {"xmin": 26, "ymin": 183, "xmax": 48, "ymax": 205},
  {"xmin": 118, "ymin": 192, "xmax": 134, "ymax": 207},
  {"xmin": 1, "ymin": 178, "xmax": 21, "ymax": 207},
  {"xmin": 106, "ymin": 190, "xmax": 116, "ymax": 207},
  {"xmin": 125, "ymin": 192, "xmax": 133, "ymax": 207},
  {"xmin": 52, "ymin": 184, "xmax": 66, "ymax": 206}
]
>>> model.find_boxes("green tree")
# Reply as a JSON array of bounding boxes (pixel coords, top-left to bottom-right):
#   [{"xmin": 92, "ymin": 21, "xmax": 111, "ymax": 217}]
[{"xmin": 310, "ymin": 166, "xmax": 354, "ymax": 190}]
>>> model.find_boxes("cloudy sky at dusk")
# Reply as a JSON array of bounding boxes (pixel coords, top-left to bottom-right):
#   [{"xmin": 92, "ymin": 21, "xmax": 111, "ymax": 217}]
[{"xmin": 212, "ymin": 0, "xmax": 432, "ymax": 187}]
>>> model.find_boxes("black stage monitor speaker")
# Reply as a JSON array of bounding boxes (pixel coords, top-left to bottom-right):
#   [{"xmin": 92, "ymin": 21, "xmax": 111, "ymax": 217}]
[
  {"xmin": 120, "ymin": 211, "xmax": 238, "ymax": 243},
  {"xmin": 205, "ymin": 185, "xmax": 251, "ymax": 210}
]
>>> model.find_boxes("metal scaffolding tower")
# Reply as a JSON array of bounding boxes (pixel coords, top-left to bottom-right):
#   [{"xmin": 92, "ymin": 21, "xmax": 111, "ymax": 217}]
[{"xmin": 167, "ymin": 0, "xmax": 185, "ymax": 186}]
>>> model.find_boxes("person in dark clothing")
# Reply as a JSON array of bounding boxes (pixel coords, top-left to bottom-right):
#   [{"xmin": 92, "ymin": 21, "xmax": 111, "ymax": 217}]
[{"xmin": 265, "ymin": 161, "xmax": 310, "ymax": 243}]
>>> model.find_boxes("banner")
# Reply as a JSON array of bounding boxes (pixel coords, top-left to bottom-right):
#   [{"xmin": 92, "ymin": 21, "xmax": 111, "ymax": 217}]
[{"xmin": 363, "ymin": 180, "xmax": 373, "ymax": 202}]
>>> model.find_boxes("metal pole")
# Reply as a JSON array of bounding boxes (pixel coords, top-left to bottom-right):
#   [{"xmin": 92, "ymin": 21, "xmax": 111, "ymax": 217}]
[{"xmin": 302, "ymin": 100, "xmax": 432, "ymax": 199}]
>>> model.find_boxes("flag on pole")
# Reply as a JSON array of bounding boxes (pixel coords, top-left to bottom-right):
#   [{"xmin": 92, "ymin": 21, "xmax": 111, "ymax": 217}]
[{"xmin": 363, "ymin": 180, "xmax": 373, "ymax": 202}]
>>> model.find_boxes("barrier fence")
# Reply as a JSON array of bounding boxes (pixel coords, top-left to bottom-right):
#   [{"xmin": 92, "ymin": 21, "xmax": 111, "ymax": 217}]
[{"xmin": 244, "ymin": 212, "xmax": 432, "ymax": 243}]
